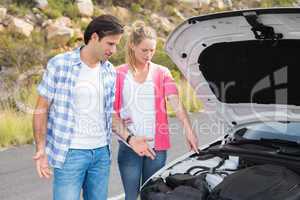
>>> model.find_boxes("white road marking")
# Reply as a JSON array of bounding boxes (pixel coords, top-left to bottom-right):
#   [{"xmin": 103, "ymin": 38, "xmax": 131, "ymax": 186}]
[
  {"xmin": 0, "ymin": 147, "xmax": 8, "ymax": 152},
  {"xmin": 108, "ymin": 193, "xmax": 125, "ymax": 200}
]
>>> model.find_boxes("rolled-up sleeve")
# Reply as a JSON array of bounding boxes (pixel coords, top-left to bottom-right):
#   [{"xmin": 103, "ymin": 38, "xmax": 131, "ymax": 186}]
[
  {"xmin": 37, "ymin": 59, "xmax": 57, "ymax": 103},
  {"xmin": 163, "ymin": 68, "xmax": 178, "ymax": 96}
]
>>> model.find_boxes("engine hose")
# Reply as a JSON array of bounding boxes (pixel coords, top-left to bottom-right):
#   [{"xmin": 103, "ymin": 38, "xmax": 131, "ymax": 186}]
[
  {"xmin": 186, "ymin": 165, "xmax": 210, "ymax": 175},
  {"xmin": 187, "ymin": 158, "xmax": 227, "ymax": 176}
]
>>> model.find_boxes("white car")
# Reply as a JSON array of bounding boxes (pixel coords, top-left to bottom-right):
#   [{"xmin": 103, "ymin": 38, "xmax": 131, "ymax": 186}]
[{"xmin": 140, "ymin": 8, "xmax": 300, "ymax": 200}]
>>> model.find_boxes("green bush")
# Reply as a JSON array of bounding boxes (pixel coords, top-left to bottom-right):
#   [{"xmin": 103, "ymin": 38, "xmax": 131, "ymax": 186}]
[
  {"xmin": 170, "ymin": 69, "xmax": 181, "ymax": 82},
  {"xmin": 138, "ymin": 0, "xmax": 161, "ymax": 12},
  {"xmin": 2, "ymin": 0, "xmax": 35, "ymax": 8},
  {"xmin": 108, "ymin": 0, "xmax": 161, "ymax": 12},
  {"xmin": 93, "ymin": 7, "xmax": 105, "ymax": 17},
  {"xmin": 95, "ymin": 0, "xmax": 113, "ymax": 6},
  {"xmin": 64, "ymin": 3, "xmax": 80, "ymax": 19},
  {"xmin": 0, "ymin": 110, "xmax": 33, "ymax": 148},
  {"xmin": 261, "ymin": 0, "xmax": 297, "ymax": 7},
  {"xmin": 161, "ymin": 0, "xmax": 180, "ymax": 6},
  {"xmin": 7, "ymin": 3, "xmax": 30, "ymax": 16},
  {"xmin": 166, "ymin": 80, "xmax": 203, "ymax": 116},
  {"xmin": 0, "ymin": 30, "xmax": 48, "ymax": 111},
  {"xmin": 67, "ymin": 35, "xmax": 80, "ymax": 48},
  {"xmin": 77, "ymin": 19, "xmax": 89, "ymax": 31},
  {"xmin": 164, "ymin": 5, "xmax": 176, "ymax": 17},
  {"xmin": 152, "ymin": 38, "xmax": 178, "ymax": 71},
  {"xmin": 109, "ymin": 35, "xmax": 179, "ymax": 71},
  {"xmin": 0, "ymin": 84, "xmax": 37, "ymax": 148},
  {"xmin": 131, "ymin": 3, "xmax": 142, "ymax": 13},
  {"xmin": 44, "ymin": 0, "xmax": 80, "ymax": 19},
  {"xmin": 11, "ymin": 0, "xmax": 35, "ymax": 6},
  {"xmin": 110, "ymin": 36, "xmax": 127, "ymax": 66},
  {"xmin": 0, "ymin": 30, "xmax": 49, "ymax": 72},
  {"xmin": 43, "ymin": 7, "xmax": 62, "ymax": 18}
]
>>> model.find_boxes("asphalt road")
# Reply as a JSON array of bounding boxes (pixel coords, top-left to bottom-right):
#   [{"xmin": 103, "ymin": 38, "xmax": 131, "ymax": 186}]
[{"xmin": 0, "ymin": 112, "xmax": 222, "ymax": 200}]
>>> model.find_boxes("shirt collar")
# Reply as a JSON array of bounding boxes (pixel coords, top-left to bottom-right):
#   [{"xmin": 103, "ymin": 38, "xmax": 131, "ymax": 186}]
[
  {"xmin": 70, "ymin": 46, "xmax": 82, "ymax": 67},
  {"xmin": 71, "ymin": 46, "xmax": 111, "ymax": 69}
]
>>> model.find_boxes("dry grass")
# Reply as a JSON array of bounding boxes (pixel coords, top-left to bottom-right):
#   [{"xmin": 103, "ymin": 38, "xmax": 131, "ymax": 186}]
[{"xmin": 167, "ymin": 79, "xmax": 203, "ymax": 117}]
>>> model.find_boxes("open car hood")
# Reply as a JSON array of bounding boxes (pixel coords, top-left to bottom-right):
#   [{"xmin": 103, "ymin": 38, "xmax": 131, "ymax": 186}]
[{"xmin": 165, "ymin": 8, "xmax": 300, "ymax": 126}]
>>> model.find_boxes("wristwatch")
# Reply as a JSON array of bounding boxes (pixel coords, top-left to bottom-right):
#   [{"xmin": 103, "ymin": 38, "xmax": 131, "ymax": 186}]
[{"xmin": 126, "ymin": 133, "xmax": 134, "ymax": 144}]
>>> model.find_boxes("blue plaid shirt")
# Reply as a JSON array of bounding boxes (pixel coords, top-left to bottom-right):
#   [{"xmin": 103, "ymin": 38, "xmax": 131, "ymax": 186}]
[{"xmin": 37, "ymin": 47, "xmax": 116, "ymax": 168}]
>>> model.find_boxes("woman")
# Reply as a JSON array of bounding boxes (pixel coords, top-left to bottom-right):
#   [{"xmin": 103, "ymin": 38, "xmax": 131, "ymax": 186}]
[{"xmin": 114, "ymin": 21, "xmax": 199, "ymax": 200}]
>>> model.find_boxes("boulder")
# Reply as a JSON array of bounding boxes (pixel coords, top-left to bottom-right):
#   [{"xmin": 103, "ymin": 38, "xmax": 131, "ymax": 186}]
[
  {"xmin": 76, "ymin": 0, "xmax": 94, "ymax": 17},
  {"xmin": 0, "ymin": 7, "xmax": 7, "ymax": 22},
  {"xmin": 54, "ymin": 16, "xmax": 72, "ymax": 27},
  {"xmin": 46, "ymin": 24, "xmax": 74, "ymax": 46},
  {"xmin": 94, "ymin": 7, "xmax": 106, "ymax": 17},
  {"xmin": 215, "ymin": 0, "xmax": 225, "ymax": 9},
  {"xmin": 180, "ymin": 0, "xmax": 210, "ymax": 8},
  {"xmin": 0, "ymin": 24, "xmax": 5, "ymax": 32},
  {"xmin": 24, "ymin": 13, "xmax": 38, "ymax": 26},
  {"xmin": 35, "ymin": 0, "xmax": 48, "ymax": 10},
  {"xmin": 74, "ymin": 28, "xmax": 84, "ymax": 41},
  {"xmin": 8, "ymin": 17, "xmax": 34, "ymax": 37},
  {"xmin": 150, "ymin": 13, "xmax": 175, "ymax": 33},
  {"xmin": 224, "ymin": 0, "xmax": 233, "ymax": 7},
  {"xmin": 111, "ymin": 6, "xmax": 131, "ymax": 23}
]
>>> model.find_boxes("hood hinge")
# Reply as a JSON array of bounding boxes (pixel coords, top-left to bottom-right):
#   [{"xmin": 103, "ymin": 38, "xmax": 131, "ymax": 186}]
[{"xmin": 243, "ymin": 11, "xmax": 283, "ymax": 40}]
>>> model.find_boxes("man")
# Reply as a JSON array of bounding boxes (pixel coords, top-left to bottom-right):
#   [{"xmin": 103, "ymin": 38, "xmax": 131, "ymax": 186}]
[{"xmin": 33, "ymin": 15, "xmax": 155, "ymax": 200}]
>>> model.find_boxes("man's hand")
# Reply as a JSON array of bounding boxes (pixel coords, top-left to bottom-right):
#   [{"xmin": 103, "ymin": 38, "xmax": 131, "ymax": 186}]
[
  {"xmin": 129, "ymin": 136, "xmax": 156, "ymax": 160},
  {"xmin": 33, "ymin": 150, "xmax": 51, "ymax": 179},
  {"xmin": 123, "ymin": 117, "xmax": 133, "ymax": 127},
  {"xmin": 112, "ymin": 114, "xmax": 156, "ymax": 159}
]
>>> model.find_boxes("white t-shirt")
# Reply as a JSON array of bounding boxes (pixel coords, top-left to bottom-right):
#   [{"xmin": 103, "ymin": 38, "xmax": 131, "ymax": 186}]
[
  {"xmin": 121, "ymin": 65, "xmax": 156, "ymax": 148},
  {"xmin": 70, "ymin": 61, "xmax": 107, "ymax": 149}
]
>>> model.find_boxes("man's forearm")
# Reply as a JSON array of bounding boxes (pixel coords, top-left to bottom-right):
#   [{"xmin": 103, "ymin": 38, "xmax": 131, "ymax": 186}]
[
  {"xmin": 33, "ymin": 96, "xmax": 50, "ymax": 152},
  {"xmin": 33, "ymin": 108, "xmax": 48, "ymax": 152}
]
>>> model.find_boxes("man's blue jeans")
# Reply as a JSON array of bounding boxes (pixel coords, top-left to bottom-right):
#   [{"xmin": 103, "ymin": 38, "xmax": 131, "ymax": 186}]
[
  {"xmin": 53, "ymin": 146, "xmax": 110, "ymax": 200},
  {"xmin": 118, "ymin": 142, "xmax": 167, "ymax": 200}
]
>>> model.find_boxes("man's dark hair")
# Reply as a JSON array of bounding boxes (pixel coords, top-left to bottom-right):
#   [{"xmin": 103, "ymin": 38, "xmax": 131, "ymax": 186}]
[{"xmin": 84, "ymin": 15, "xmax": 124, "ymax": 44}]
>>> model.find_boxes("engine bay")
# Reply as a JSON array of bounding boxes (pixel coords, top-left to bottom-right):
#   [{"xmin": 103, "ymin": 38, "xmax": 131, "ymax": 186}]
[{"xmin": 140, "ymin": 142, "xmax": 300, "ymax": 200}]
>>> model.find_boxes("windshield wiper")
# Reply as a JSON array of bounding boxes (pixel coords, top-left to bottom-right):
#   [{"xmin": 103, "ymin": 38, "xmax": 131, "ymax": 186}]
[
  {"xmin": 259, "ymin": 138, "xmax": 300, "ymax": 147},
  {"xmin": 232, "ymin": 132, "xmax": 300, "ymax": 147},
  {"xmin": 229, "ymin": 139, "xmax": 280, "ymax": 151},
  {"xmin": 229, "ymin": 138, "xmax": 300, "ymax": 156},
  {"xmin": 275, "ymin": 147, "xmax": 300, "ymax": 156},
  {"xmin": 259, "ymin": 138, "xmax": 300, "ymax": 156}
]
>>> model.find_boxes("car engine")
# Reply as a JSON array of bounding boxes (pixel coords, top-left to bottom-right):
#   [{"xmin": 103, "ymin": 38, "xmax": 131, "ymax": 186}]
[{"xmin": 140, "ymin": 150, "xmax": 300, "ymax": 200}]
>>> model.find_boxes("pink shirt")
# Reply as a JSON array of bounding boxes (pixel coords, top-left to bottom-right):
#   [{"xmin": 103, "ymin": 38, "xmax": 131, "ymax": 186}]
[{"xmin": 114, "ymin": 63, "xmax": 179, "ymax": 150}]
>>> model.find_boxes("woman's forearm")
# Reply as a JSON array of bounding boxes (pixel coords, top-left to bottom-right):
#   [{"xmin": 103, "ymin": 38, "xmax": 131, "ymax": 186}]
[{"xmin": 168, "ymin": 95, "xmax": 193, "ymax": 135}]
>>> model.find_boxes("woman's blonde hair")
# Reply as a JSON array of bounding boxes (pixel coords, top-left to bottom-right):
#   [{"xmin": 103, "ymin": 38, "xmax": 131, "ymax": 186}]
[{"xmin": 126, "ymin": 21, "xmax": 157, "ymax": 72}]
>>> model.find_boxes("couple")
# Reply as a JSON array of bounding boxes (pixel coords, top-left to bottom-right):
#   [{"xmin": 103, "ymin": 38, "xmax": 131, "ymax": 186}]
[{"xmin": 33, "ymin": 15, "xmax": 199, "ymax": 200}]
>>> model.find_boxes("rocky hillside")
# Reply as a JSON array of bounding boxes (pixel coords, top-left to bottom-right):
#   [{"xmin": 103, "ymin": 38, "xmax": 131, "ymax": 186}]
[
  {"xmin": 0, "ymin": 0, "xmax": 299, "ymax": 100},
  {"xmin": 1, "ymin": 0, "xmax": 299, "ymax": 42}
]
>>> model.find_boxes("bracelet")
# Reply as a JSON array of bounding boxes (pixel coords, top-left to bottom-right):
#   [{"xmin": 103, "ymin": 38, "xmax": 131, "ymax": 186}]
[{"xmin": 126, "ymin": 134, "xmax": 133, "ymax": 144}]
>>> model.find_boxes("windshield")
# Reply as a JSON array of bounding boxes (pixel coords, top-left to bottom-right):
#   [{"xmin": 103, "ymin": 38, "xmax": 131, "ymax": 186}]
[{"xmin": 235, "ymin": 122, "xmax": 300, "ymax": 143}]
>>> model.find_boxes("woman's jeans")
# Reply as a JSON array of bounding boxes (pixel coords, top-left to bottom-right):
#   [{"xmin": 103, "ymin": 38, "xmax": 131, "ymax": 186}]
[
  {"xmin": 118, "ymin": 142, "xmax": 167, "ymax": 200},
  {"xmin": 53, "ymin": 146, "xmax": 110, "ymax": 200}
]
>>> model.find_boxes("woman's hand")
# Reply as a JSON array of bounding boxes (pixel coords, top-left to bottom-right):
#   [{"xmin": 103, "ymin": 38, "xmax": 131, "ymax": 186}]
[{"xmin": 185, "ymin": 130, "xmax": 199, "ymax": 154}]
